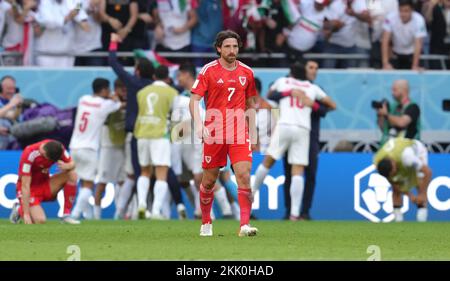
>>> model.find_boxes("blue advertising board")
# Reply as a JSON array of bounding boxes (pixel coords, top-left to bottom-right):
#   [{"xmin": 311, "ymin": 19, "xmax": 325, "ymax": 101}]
[{"xmin": 1, "ymin": 151, "xmax": 449, "ymax": 222}]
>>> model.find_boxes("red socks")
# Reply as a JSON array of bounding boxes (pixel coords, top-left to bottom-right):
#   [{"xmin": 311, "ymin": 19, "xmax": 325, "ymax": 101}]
[
  {"xmin": 238, "ymin": 187, "xmax": 252, "ymax": 226},
  {"xmin": 63, "ymin": 182, "xmax": 77, "ymax": 215},
  {"xmin": 200, "ymin": 184, "xmax": 215, "ymax": 224}
]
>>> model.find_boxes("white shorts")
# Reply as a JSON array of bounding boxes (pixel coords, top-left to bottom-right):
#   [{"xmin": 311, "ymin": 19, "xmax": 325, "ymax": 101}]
[
  {"xmin": 124, "ymin": 133, "xmax": 134, "ymax": 175},
  {"xmin": 171, "ymin": 143, "xmax": 203, "ymax": 176},
  {"xmin": 71, "ymin": 148, "xmax": 98, "ymax": 182},
  {"xmin": 97, "ymin": 146, "xmax": 125, "ymax": 183},
  {"xmin": 413, "ymin": 140, "xmax": 428, "ymax": 165},
  {"xmin": 413, "ymin": 140, "xmax": 428, "ymax": 178},
  {"xmin": 266, "ymin": 124, "xmax": 310, "ymax": 166},
  {"xmin": 137, "ymin": 138, "xmax": 171, "ymax": 167}
]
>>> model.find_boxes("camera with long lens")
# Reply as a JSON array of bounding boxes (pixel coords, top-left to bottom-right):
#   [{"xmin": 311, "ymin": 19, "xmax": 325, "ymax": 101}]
[{"xmin": 371, "ymin": 99, "xmax": 389, "ymax": 109}]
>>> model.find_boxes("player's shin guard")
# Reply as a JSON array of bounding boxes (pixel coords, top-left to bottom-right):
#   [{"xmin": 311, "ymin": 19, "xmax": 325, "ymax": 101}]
[
  {"xmin": 290, "ymin": 176, "xmax": 304, "ymax": 218},
  {"xmin": 137, "ymin": 176, "xmax": 150, "ymax": 209},
  {"xmin": 63, "ymin": 182, "xmax": 77, "ymax": 216},
  {"xmin": 200, "ymin": 184, "xmax": 215, "ymax": 224},
  {"xmin": 151, "ymin": 180, "xmax": 169, "ymax": 216},
  {"xmin": 238, "ymin": 187, "xmax": 252, "ymax": 226},
  {"xmin": 252, "ymin": 165, "xmax": 269, "ymax": 194}
]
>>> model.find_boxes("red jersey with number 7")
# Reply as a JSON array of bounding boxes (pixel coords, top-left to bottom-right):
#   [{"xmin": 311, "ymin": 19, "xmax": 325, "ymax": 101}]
[{"xmin": 191, "ymin": 59, "xmax": 257, "ymax": 142}]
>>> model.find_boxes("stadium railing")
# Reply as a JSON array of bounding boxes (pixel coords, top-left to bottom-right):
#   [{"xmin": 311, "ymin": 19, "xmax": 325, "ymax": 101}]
[{"xmin": 1, "ymin": 51, "xmax": 449, "ymax": 69}]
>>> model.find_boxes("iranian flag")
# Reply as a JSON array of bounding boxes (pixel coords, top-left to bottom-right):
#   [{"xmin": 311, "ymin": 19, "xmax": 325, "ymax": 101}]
[
  {"xmin": 134, "ymin": 49, "xmax": 179, "ymax": 74},
  {"xmin": 281, "ymin": 0, "xmax": 301, "ymax": 25}
]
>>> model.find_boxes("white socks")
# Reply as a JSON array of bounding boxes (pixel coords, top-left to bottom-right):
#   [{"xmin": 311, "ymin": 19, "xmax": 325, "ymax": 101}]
[
  {"xmin": 189, "ymin": 182, "xmax": 201, "ymax": 216},
  {"xmin": 137, "ymin": 176, "xmax": 150, "ymax": 210},
  {"xmin": 215, "ymin": 186, "xmax": 232, "ymax": 216},
  {"xmin": 252, "ymin": 165, "xmax": 269, "ymax": 193},
  {"xmin": 394, "ymin": 208, "xmax": 403, "ymax": 222},
  {"xmin": 94, "ymin": 205, "xmax": 101, "ymax": 220},
  {"xmin": 416, "ymin": 207, "xmax": 428, "ymax": 222},
  {"xmin": 151, "ymin": 180, "xmax": 169, "ymax": 216},
  {"xmin": 115, "ymin": 178, "xmax": 135, "ymax": 218},
  {"xmin": 71, "ymin": 187, "xmax": 93, "ymax": 219},
  {"xmin": 161, "ymin": 193, "xmax": 172, "ymax": 219},
  {"xmin": 290, "ymin": 175, "xmax": 304, "ymax": 218}
]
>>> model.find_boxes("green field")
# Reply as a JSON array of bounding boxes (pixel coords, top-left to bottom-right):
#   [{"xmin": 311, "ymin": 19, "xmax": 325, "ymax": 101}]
[{"xmin": 1, "ymin": 220, "xmax": 450, "ymax": 261}]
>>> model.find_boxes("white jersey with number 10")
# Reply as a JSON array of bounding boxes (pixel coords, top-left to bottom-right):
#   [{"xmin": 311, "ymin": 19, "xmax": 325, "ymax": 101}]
[{"xmin": 270, "ymin": 77, "xmax": 327, "ymax": 131}]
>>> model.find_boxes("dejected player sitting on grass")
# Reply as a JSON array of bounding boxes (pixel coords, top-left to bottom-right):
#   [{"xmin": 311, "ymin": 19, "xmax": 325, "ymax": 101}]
[
  {"xmin": 10, "ymin": 139, "xmax": 79, "ymax": 224},
  {"xmin": 374, "ymin": 137, "xmax": 432, "ymax": 222}
]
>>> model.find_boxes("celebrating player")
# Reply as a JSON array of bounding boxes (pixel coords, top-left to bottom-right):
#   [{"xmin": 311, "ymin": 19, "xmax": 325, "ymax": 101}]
[
  {"xmin": 190, "ymin": 30, "xmax": 258, "ymax": 237},
  {"xmin": 374, "ymin": 137, "xmax": 432, "ymax": 222},
  {"xmin": 70, "ymin": 78, "xmax": 122, "ymax": 220},
  {"xmin": 251, "ymin": 62, "xmax": 336, "ymax": 220},
  {"xmin": 10, "ymin": 140, "xmax": 79, "ymax": 224}
]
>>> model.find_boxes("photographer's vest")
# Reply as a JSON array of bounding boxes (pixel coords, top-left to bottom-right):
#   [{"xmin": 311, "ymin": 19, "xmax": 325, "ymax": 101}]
[
  {"xmin": 374, "ymin": 138, "xmax": 418, "ymax": 192},
  {"xmin": 380, "ymin": 101, "xmax": 421, "ymax": 146}
]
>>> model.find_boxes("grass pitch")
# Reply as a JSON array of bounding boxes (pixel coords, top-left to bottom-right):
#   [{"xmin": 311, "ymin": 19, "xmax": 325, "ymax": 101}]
[{"xmin": 1, "ymin": 220, "xmax": 449, "ymax": 261}]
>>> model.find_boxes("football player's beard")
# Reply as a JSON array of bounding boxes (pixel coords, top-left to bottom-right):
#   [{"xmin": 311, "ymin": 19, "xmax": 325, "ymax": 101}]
[{"xmin": 225, "ymin": 54, "xmax": 236, "ymax": 64}]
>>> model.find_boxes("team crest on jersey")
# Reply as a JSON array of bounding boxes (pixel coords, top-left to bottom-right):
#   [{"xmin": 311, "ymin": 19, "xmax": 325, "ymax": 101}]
[
  {"xmin": 205, "ymin": 156, "xmax": 212, "ymax": 163},
  {"xmin": 239, "ymin": 76, "xmax": 246, "ymax": 86}
]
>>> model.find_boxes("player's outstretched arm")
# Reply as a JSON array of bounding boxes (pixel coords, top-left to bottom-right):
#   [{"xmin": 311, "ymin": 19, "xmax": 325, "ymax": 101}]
[
  {"xmin": 20, "ymin": 175, "xmax": 33, "ymax": 224},
  {"xmin": 320, "ymin": 96, "xmax": 337, "ymax": 111}
]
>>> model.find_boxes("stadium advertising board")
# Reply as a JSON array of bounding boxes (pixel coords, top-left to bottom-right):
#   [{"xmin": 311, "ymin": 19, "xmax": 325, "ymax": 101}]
[{"xmin": 1, "ymin": 151, "xmax": 449, "ymax": 221}]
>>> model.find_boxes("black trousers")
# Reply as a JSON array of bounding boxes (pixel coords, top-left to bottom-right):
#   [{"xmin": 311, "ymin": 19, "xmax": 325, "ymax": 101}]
[
  {"xmin": 283, "ymin": 139, "xmax": 320, "ymax": 218},
  {"xmin": 392, "ymin": 53, "xmax": 413, "ymax": 69}
]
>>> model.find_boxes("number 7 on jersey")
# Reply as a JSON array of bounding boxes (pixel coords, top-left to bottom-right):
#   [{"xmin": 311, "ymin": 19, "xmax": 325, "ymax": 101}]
[{"xmin": 227, "ymin": 87, "xmax": 235, "ymax": 102}]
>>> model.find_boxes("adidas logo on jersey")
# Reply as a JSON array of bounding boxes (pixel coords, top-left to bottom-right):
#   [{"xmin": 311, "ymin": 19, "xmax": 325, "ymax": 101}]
[{"xmin": 217, "ymin": 78, "xmax": 224, "ymax": 84}]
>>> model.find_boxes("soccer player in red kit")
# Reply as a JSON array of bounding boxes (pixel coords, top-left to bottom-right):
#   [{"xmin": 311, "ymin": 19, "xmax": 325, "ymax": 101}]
[
  {"xmin": 9, "ymin": 140, "xmax": 79, "ymax": 224},
  {"xmin": 190, "ymin": 30, "xmax": 258, "ymax": 237}
]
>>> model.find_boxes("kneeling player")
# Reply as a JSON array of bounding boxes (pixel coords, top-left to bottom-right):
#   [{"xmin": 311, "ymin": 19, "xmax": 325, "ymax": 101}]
[
  {"xmin": 374, "ymin": 138, "xmax": 432, "ymax": 222},
  {"xmin": 10, "ymin": 140, "xmax": 79, "ymax": 224}
]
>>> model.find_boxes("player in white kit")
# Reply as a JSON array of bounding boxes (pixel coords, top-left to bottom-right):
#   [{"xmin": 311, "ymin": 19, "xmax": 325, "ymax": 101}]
[
  {"xmin": 70, "ymin": 78, "xmax": 122, "ymax": 220},
  {"xmin": 94, "ymin": 79, "xmax": 132, "ymax": 220},
  {"xmin": 172, "ymin": 63, "xmax": 204, "ymax": 217},
  {"xmin": 251, "ymin": 62, "xmax": 336, "ymax": 220}
]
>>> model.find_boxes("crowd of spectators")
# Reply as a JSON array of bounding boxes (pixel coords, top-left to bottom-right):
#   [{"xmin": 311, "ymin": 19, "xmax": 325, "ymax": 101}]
[{"xmin": 0, "ymin": 0, "xmax": 449, "ymax": 68}]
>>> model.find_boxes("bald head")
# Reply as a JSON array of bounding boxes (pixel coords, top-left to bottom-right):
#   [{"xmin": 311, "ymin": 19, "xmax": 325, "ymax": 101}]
[{"xmin": 392, "ymin": 79, "xmax": 409, "ymax": 102}]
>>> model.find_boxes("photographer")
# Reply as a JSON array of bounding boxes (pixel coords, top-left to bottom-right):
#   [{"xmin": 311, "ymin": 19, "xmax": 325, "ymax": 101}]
[
  {"xmin": 0, "ymin": 75, "xmax": 23, "ymax": 149},
  {"xmin": 375, "ymin": 79, "xmax": 420, "ymax": 145}
]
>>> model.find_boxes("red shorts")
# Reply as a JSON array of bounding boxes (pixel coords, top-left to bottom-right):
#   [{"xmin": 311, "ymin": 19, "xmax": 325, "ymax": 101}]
[
  {"xmin": 202, "ymin": 138, "xmax": 252, "ymax": 169},
  {"xmin": 17, "ymin": 180, "xmax": 54, "ymax": 209}
]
